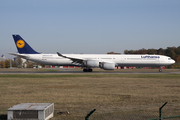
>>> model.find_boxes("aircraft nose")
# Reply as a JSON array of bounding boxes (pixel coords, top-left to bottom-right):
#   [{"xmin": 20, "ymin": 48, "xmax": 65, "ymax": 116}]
[{"xmin": 172, "ymin": 60, "xmax": 175, "ymax": 64}]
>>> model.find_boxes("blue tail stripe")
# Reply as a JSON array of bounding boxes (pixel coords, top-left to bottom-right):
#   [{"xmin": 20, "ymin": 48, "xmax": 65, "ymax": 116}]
[{"xmin": 13, "ymin": 35, "xmax": 39, "ymax": 54}]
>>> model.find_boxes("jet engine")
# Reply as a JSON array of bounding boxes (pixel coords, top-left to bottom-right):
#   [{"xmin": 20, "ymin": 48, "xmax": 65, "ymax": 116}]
[
  {"xmin": 101, "ymin": 62, "xmax": 115, "ymax": 70},
  {"xmin": 85, "ymin": 60, "xmax": 99, "ymax": 68}
]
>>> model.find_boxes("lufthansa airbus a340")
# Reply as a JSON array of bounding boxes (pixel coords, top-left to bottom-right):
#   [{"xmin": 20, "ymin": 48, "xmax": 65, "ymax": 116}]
[{"xmin": 9, "ymin": 35, "xmax": 175, "ymax": 72}]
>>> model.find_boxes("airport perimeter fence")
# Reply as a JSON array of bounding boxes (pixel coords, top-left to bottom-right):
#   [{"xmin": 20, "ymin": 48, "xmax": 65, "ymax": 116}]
[
  {"xmin": 1, "ymin": 102, "xmax": 180, "ymax": 120},
  {"xmin": 82, "ymin": 102, "xmax": 180, "ymax": 120}
]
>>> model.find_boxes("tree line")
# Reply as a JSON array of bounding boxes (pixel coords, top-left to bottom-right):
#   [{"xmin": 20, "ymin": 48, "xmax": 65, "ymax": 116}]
[
  {"xmin": 0, "ymin": 58, "xmax": 23, "ymax": 68},
  {"xmin": 0, "ymin": 58, "xmax": 45, "ymax": 68}
]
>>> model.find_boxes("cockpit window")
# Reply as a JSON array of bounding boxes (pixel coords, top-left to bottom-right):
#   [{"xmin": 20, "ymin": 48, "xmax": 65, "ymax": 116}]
[{"xmin": 168, "ymin": 58, "xmax": 172, "ymax": 60}]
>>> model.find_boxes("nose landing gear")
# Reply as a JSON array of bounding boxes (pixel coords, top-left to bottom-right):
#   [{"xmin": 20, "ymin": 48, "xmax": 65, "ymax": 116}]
[{"xmin": 159, "ymin": 66, "xmax": 162, "ymax": 72}]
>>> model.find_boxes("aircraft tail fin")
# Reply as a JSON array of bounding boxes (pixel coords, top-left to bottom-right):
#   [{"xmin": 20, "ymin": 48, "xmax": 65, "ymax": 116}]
[{"xmin": 12, "ymin": 35, "xmax": 39, "ymax": 54}]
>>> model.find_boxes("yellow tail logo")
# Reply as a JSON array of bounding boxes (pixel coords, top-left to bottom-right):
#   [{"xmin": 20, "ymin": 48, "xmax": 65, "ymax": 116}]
[{"xmin": 16, "ymin": 40, "xmax": 25, "ymax": 48}]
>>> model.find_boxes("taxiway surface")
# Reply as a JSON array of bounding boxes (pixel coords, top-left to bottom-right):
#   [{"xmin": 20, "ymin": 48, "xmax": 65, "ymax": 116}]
[{"xmin": 0, "ymin": 68, "xmax": 180, "ymax": 74}]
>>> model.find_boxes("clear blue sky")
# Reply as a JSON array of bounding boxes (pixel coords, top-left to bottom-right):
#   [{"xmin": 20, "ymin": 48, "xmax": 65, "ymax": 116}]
[{"xmin": 1, "ymin": 0, "xmax": 180, "ymax": 58}]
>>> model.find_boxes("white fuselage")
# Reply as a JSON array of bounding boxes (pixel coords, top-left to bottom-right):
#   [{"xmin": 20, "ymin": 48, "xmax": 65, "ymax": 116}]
[{"xmin": 21, "ymin": 54, "xmax": 175, "ymax": 67}]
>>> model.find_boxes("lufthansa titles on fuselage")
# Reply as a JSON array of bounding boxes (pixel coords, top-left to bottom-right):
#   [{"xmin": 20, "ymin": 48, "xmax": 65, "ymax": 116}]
[{"xmin": 141, "ymin": 55, "xmax": 160, "ymax": 59}]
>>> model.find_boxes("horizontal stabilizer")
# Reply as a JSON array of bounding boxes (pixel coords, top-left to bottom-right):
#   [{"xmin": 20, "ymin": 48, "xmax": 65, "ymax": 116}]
[{"xmin": 8, "ymin": 53, "xmax": 30, "ymax": 59}]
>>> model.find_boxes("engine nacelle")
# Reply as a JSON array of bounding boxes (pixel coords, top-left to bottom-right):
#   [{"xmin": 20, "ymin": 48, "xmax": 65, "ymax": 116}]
[
  {"xmin": 85, "ymin": 60, "xmax": 99, "ymax": 68},
  {"xmin": 101, "ymin": 62, "xmax": 115, "ymax": 70}
]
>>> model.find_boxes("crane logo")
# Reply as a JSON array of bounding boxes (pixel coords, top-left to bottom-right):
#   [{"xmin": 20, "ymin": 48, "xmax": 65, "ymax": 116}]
[{"xmin": 16, "ymin": 40, "xmax": 25, "ymax": 48}]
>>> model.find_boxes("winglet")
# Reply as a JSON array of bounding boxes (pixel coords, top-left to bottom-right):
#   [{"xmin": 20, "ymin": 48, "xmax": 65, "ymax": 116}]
[
  {"xmin": 57, "ymin": 52, "xmax": 67, "ymax": 58},
  {"xmin": 57, "ymin": 52, "xmax": 63, "ymax": 57},
  {"xmin": 13, "ymin": 35, "xmax": 40, "ymax": 54}
]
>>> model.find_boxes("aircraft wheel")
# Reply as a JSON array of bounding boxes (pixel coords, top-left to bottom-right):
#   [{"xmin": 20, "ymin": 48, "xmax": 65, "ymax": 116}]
[
  {"xmin": 83, "ymin": 69, "xmax": 87, "ymax": 72},
  {"xmin": 83, "ymin": 69, "xmax": 93, "ymax": 72}
]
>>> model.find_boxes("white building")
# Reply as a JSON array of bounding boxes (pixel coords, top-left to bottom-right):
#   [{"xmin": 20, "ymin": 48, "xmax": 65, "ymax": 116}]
[{"xmin": 7, "ymin": 103, "xmax": 54, "ymax": 120}]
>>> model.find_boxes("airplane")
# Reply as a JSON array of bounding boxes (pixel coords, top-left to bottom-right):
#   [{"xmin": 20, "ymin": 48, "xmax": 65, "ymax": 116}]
[{"xmin": 9, "ymin": 35, "xmax": 175, "ymax": 72}]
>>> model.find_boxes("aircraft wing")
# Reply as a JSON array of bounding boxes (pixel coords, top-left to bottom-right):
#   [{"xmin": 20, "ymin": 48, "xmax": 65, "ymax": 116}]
[
  {"xmin": 8, "ymin": 53, "xmax": 30, "ymax": 59},
  {"xmin": 57, "ymin": 52, "xmax": 86, "ymax": 64}
]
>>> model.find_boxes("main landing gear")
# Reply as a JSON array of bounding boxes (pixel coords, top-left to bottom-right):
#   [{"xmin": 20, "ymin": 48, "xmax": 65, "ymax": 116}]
[{"xmin": 83, "ymin": 68, "xmax": 93, "ymax": 72}]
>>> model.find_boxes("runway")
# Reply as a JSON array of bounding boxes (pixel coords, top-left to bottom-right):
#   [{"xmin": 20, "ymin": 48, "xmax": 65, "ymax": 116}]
[{"xmin": 0, "ymin": 68, "xmax": 180, "ymax": 74}]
